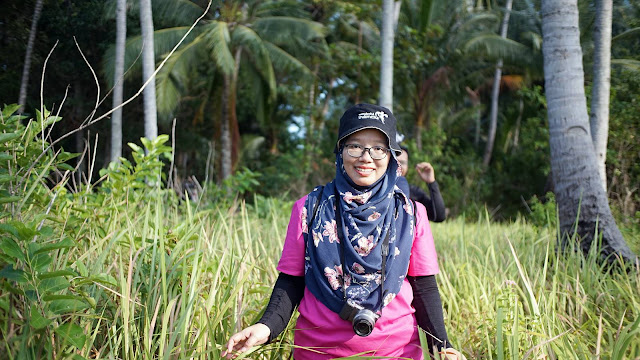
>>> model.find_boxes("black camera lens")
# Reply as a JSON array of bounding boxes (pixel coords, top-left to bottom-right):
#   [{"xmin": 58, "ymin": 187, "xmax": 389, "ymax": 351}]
[{"xmin": 352, "ymin": 310, "xmax": 377, "ymax": 337}]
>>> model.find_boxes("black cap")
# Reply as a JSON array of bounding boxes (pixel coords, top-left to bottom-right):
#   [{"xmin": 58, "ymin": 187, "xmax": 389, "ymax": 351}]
[{"xmin": 334, "ymin": 103, "xmax": 400, "ymax": 154}]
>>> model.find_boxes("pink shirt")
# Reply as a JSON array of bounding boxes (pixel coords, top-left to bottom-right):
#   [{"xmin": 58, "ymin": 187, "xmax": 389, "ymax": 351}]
[{"xmin": 277, "ymin": 196, "xmax": 440, "ymax": 360}]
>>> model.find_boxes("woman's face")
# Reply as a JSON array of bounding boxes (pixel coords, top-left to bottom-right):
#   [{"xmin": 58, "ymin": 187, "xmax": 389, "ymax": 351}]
[{"xmin": 341, "ymin": 128, "xmax": 391, "ymax": 187}]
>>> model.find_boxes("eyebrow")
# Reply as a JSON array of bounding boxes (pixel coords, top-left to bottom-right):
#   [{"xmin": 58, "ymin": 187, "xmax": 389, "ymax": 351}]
[{"xmin": 346, "ymin": 137, "xmax": 387, "ymax": 146}]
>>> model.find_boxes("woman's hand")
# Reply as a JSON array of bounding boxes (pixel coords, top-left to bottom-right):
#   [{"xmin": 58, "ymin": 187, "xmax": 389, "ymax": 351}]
[
  {"xmin": 222, "ymin": 323, "xmax": 271, "ymax": 359},
  {"xmin": 439, "ymin": 347, "xmax": 468, "ymax": 360},
  {"xmin": 415, "ymin": 162, "xmax": 436, "ymax": 184}
]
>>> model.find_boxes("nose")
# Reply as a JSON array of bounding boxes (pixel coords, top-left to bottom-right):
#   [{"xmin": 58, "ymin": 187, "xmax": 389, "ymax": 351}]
[{"xmin": 358, "ymin": 148, "xmax": 374, "ymax": 161}]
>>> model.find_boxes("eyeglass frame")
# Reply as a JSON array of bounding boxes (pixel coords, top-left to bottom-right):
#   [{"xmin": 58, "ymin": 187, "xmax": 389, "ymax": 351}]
[{"xmin": 343, "ymin": 143, "xmax": 391, "ymax": 160}]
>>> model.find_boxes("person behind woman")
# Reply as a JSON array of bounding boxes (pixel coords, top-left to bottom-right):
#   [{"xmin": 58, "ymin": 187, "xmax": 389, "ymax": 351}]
[
  {"xmin": 397, "ymin": 146, "xmax": 447, "ymax": 222},
  {"xmin": 223, "ymin": 104, "xmax": 464, "ymax": 360}
]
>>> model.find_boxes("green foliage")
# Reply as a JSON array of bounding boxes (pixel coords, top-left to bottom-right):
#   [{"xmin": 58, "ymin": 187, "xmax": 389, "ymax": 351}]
[
  {"xmin": 200, "ymin": 167, "xmax": 264, "ymax": 206},
  {"xmin": 527, "ymin": 192, "xmax": 557, "ymax": 230},
  {"xmin": 0, "ymin": 105, "xmax": 92, "ymax": 359},
  {"xmin": 606, "ymin": 68, "xmax": 640, "ymax": 252},
  {"xmin": 99, "ymin": 134, "xmax": 173, "ymax": 198}
]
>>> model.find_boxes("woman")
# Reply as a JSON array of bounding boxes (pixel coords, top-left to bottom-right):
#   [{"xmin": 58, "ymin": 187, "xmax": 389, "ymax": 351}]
[{"xmin": 223, "ymin": 104, "xmax": 463, "ymax": 359}]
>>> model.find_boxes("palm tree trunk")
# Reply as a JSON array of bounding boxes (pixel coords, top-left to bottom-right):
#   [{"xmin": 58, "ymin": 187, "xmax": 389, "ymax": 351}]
[
  {"xmin": 17, "ymin": 0, "xmax": 44, "ymax": 114},
  {"xmin": 230, "ymin": 48, "xmax": 242, "ymax": 171},
  {"xmin": 110, "ymin": 0, "xmax": 127, "ymax": 162},
  {"xmin": 139, "ymin": 0, "xmax": 158, "ymax": 141},
  {"xmin": 589, "ymin": 0, "xmax": 612, "ymax": 190},
  {"xmin": 379, "ymin": 0, "xmax": 395, "ymax": 111},
  {"xmin": 465, "ymin": 86, "xmax": 481, "ymax": 149},
  {"xmin": 221, "ymin": 75, "xmax": 232, "ymax": 180},
  {"xmin": 541, "ymin": 0, "xmax": 636, "ymax": 262},
  {"xmin": 356, "ymin": 22, "xmax": 362, "ymax": 104},
  {"xmin": 414, "ymin": 111, "xmax": 424, "ymax": 151},
  {"xmin": 512, "ymin": 97, "xmax": 523, "ymax": 151},
  {"xmin": 482, "ymin": 0, "xmax": 512, "ymax": 167}
]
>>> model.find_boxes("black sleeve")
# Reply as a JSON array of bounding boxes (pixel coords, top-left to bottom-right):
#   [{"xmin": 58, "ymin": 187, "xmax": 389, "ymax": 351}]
[
  {"xmin": 407, "ymin": 275, "xmax": 449, "ymax": 352},
  {"xmin": 257, "ymin": 273, "xmax": 305, "ymax": 343},
  {"xmin": 410, "ymin": 184, "xmax": 442, "ymax": 223},
  {"xmin": 427, "ymin": 181, "xmax": 446, "ymax": 222},
  {"xmin": 409, "ymin": 184, "xmax": 431, "ymax": 210}
]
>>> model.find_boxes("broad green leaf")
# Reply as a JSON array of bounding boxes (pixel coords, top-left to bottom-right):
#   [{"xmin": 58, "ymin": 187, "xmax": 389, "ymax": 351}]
[
  {"xmin": 56, "ymin": 151, "xmax": 80, "ymax": 162},
  {"xmin": 33, "ymin": 238, "xmax": 76, "ymax": 255},
  {"xmin": 30, "ymin": 253, "xmax": 52, "ymax": 273},
  {"xmin": 75, "ymin": 274, "xmax": 118, "ymax": 287},
  {"xmin": 30, "ymin": 306, "xmax": 52, "ymax": 330},
  {"xmin": 0, "ymin": 265, "xmax": 28, "ymax": 282},
  {"xmin": 58, "ymin": 163, "xmax": 75, "ymax": 172},
  {"xmin": 54, "ymin": 323, "xmax": 86, "ymax": 349},
  {"xmin": 0, "ymin": 152, "xmax": 12, "ymax": 161},
  {"xmin": 1, "ymin": 104, "xmax": 20, "ymax": 119},
  {"xmin": 38, "ymin": 226, "xmax": 54, "ymax": 237},
  {"xmin": 0, "ymin": 237, "xmax": 25, "ymax": 263},
  {"xmin": 44, "ymin": 116, "xmax": 62, "ymax": 126},
  {"xmin": 38, "ymin": 270, "xmax": 76, "ymax": 279},
  {"xmin": 0, "ymin": 223, "xmax": 19, "ymax": 238},
  {"xmin": 39, "ymin": 277, "xmax": 71, "ymax": 293},
  {"xmin": 140, "ymin": 137, "xmax": 152, "ymax": 151},
  {"xmin": 14, "ymin": 222, "xmax": 37, "ymax": 240},
  {"xmin": 0, "ymin": 132, "xmax": 21, "ymax": 143},
  {"xmin": 45, "ymin": 296, "xmax": 90, "ymax": 314}
]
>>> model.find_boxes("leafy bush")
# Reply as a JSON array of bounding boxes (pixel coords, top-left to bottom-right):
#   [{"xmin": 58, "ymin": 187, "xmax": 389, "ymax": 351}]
[{"xmin": 0, "ymin": 105, "xmax": 93, "ymax": 358}]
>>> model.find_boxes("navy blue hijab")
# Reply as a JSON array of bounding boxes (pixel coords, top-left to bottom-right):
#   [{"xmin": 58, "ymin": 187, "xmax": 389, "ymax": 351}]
[{"xmin": 303, "ymin": 145, "xmax": 415, "ymax": 315}]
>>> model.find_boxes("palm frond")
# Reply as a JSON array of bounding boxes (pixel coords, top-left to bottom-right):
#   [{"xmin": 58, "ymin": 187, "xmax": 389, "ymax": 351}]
[
  {"xmin": 463, "ymin": 34, "xmax": 537, "ymax": 65},
  {"xmin": 264, "ymin": 42, "xmax": 315, "ymax": 82},
  {"xmin": 611, "ymin": 59, "xmax": 640, "ymax": 71},
  {"xmin": 519, "ymin": 31, "xmax": 542, "ymax": 52},
  {"xmin": 156, "ymin": 36, "xmax": 207, "ymax": 117},
  {"xmin": 232, "ymin": 25, "xmax": 276, "ymax": 101},
  {"xmin": 336, "ymin": 16, "xmax": 379, "ymax": 50},
  {"xmin": 612, "ymin": 27, "xmax": 640, "ymax": 43},
  {"xmin": 203, "ymin": 21, "xmax": 235, "ymax": 76},
  {"xmin": 420, "ymin": 0, "xmax": 435, "ymax": 30},
  {"xmin": 455, "ymin": 13, "xmax": 500, "ymax": 33},
  {"xmin": 243, "ymin": 64, "xmax": 268, "ymax": 127},
  {"xmin": 253, "ymin": 17, "xmax": 326, "ymax": 46},
  {"xmin": 103, "ymin": 26, "xmax": 202, "ymax": 87},
  {"xmin": 255, "ymin": 0, "xmax": 312, "ymax": 19},
  {"xmin": 152, "ymin": 0, "xmax": 211, "ymax": 25}
]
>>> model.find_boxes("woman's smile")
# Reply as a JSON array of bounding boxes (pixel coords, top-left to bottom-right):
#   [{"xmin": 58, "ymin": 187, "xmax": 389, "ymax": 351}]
[{"xmin": 342, "ymin": 129, "xmax": 390, "ymax": 187}]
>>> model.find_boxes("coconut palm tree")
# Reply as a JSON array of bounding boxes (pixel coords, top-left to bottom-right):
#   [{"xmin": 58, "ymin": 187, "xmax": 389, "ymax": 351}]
[
  {"xmin": 394, "ymin": 0, "xmax": 537, "ymax": 150},
  {"xmin": 104, "ymin": 0, "xmax": 326, "ymax": 180},
  {"xmin": 482, "ymin": 0, "xmax": 513, "ymax": 167},
  {"xmin": 541, "ymin": 0, "xmax": 636, "ymax": 262}
]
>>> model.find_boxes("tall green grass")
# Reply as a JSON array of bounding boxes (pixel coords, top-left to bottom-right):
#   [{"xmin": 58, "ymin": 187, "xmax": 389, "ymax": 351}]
[
  {"xmin": 1, "ymin": 107, "xmax": 638, "ymax": 359},
  {"xmin": 433, "ymin": 213, "xmax": 640, "ymax": 359},
  {"xmin": 7, "ymin": 191, "xmax": 638, "ymax": 359}
]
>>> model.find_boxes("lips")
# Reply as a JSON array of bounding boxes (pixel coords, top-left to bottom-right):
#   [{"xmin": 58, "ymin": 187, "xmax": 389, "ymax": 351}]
[{"xmin": 355, "ymin": 166, "xmax": 375, "ymax": 176}]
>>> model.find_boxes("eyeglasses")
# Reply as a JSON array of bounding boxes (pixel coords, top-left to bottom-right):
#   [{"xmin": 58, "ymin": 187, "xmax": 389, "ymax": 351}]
[{"xmin": 344, "ymin": 144, "xmax": 390, "ymax": 160}]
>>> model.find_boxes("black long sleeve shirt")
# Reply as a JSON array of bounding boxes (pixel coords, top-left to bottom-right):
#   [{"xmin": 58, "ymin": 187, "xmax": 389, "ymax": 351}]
[
  {"xmin": 257, "ymin": 273, "xmax": 449, "ymax": 350},
  {"xmin": 409, "ymin": 181, "xmax": 446, "ymax": 222}
]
